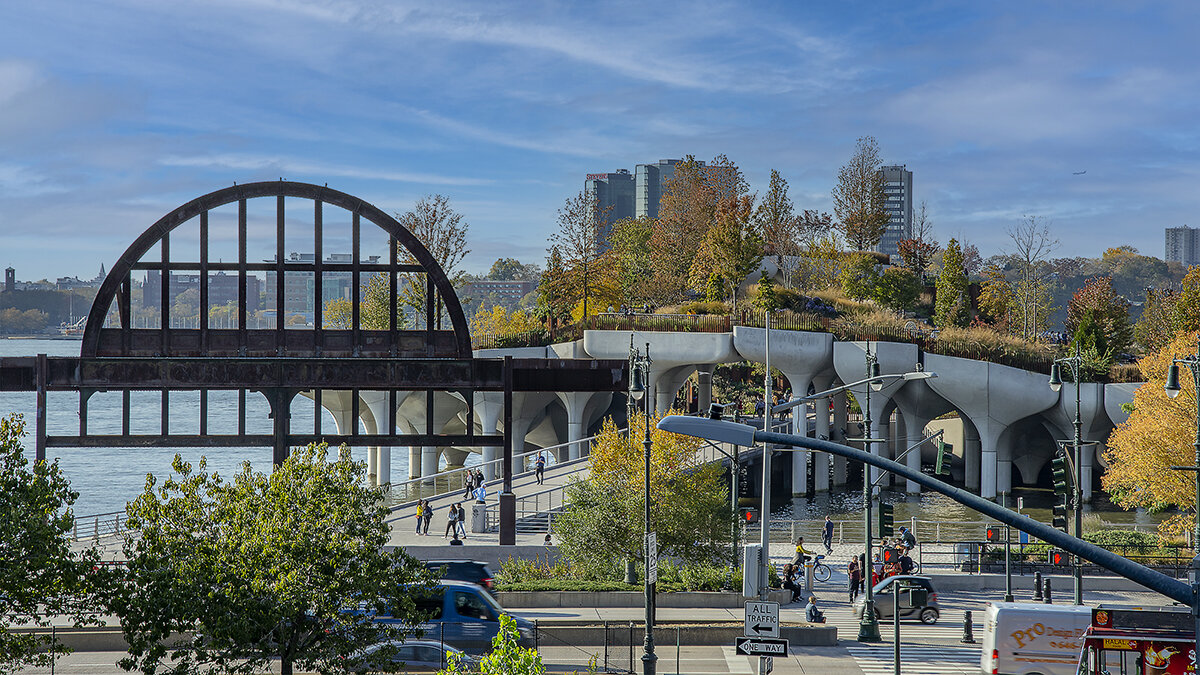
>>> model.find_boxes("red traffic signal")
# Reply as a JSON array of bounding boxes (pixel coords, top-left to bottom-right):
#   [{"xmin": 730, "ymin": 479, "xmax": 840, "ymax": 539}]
[
  {"xmin": 741, "ymin": 508, "xmax": 759, "ymax": 524},
  {"xmin": 882, "ymin": 547, "xmax": 901, "ymax": 563},
  {"xmin": 1050, "ymin": 550, "xmax": 1068, "ymax": 565},
  {"xmin": 986, "ymin": 527, "xmax": 1000, "ymax": 542}
]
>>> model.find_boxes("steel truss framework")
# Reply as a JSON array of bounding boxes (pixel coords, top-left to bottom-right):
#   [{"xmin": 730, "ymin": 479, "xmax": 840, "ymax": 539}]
[{"xmin": 0, "ymin": 181, "xmax": 625, "ymax": 544}]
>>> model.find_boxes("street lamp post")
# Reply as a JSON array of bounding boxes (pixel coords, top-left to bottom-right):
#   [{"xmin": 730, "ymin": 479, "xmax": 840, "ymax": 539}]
[
  {"xmin": 858, "ymin": 346, "xmax": 884, "ymax": 642},
  {"xmin": 760, "ymin": 311, "xmax": 774, "ymax": 607},
  {"xmin": 629, "ymin": 339, "xmax": 657, "ymax": 675},
  {"xmin": 1049, "ymin": 341, "xmax": 1084, "ymax": 605}
]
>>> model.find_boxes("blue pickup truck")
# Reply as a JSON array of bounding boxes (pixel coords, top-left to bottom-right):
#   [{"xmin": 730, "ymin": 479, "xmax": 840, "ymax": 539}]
[{"xmin": 356, "ymin": 580, "xmax": 534, "ymax": 654}]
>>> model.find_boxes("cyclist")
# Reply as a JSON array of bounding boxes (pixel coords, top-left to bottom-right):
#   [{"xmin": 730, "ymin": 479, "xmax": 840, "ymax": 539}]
[
  {"xmin": 792, "ymin": 537, "xmax": 816, "ymax": 565},
  {"xmin": 899, "ymin": 526, "xmax": 917, "ymax": 553}
]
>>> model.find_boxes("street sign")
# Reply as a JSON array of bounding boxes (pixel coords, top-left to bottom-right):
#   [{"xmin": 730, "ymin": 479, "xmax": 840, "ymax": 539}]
[
  {"xmin": 735, "ymin": 637, "xmax": 788, "ymax": 657},
  {"xmin": 646, "ymin": 532, "xmax": 658, "ymax": 584},
  {"xmin": 763, "ymin": 656, "xmax": 773, "ymax": 674},
  {"xmin": 744, "ymin": 601, "xmax": 780, "ymax": 638}
]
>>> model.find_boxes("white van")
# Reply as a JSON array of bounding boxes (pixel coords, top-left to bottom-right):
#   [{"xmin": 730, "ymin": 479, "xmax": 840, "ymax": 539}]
[{"xmin": 980, "ymin": 602, "xmax": 1091, "ymax": 675}]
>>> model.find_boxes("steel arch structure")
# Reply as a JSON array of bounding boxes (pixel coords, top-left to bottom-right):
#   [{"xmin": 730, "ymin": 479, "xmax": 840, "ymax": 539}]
[{"xmin": 0, "ymin": 181, "xmax": 626, "ymax": 544}]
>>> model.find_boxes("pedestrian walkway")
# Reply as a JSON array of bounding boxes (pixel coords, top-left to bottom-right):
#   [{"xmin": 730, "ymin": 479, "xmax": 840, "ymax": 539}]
[{"xmin": 843, "ymin": 643, "xmax": 980, "ymax": 674}]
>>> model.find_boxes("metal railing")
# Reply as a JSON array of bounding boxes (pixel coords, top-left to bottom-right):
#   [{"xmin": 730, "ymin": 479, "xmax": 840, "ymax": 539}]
[{"xmin": 70, "ymin": 511, "xmax": 127, "ymax": 542}]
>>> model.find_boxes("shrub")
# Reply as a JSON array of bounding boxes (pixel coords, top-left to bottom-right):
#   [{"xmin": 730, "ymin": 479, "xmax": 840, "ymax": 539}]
[
  {"xmin": 839, "ymin": 253, "xmax": 880, "ymax": 300},
  {"xmin": 677, "ymin": 301, "xmax": 731, "ymax": 315}
]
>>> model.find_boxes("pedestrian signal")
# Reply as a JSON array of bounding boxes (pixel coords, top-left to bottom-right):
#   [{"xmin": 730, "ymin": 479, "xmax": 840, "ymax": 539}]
[
  {"xmin": 882, "ymin": 547, "xmax": 901, "ymax": 564},
  {"xmin": 741, "ymin": 508, "xmax": 759, "ymax": 525},
  {"xmin": 1049, "ymin": 549, "xmax": 1068, "ymax": 566},
  {"xmin": 985, "ymin": 526, "xmax": 1000, "ymax": 542},
  {"xmin": 878, "ymin": 501, "xmax": 895, "ymax": 537}
]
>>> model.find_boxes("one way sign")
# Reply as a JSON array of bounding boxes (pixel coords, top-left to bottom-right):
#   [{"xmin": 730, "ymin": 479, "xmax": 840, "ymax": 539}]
[
  {"xmin": 744, "ymin": 601, "xmax": 779, "ymax": 638},
  {"xmin": 735, "ymin": 636, "xmax": 789, "ymax": 657}
]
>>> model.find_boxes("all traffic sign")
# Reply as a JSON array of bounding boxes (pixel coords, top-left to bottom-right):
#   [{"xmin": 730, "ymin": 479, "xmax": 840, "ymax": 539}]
[
  {"xmin": 744, "ymin": 601, "xmax": 779, "ymax": 638},
  {"xmin": 735, "ymin": 636, "xmax": 788, "ymax": 657}
]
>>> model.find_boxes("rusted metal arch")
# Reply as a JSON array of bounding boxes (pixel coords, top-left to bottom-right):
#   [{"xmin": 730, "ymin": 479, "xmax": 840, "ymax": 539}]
[{"xmin": 80, "ymin": 180, "xmax": 472, "ymax": 358}]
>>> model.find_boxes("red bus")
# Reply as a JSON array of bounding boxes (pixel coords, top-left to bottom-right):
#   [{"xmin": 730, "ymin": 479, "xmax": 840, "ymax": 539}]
[{"xmin": 1076, "ymin": 605, "xmax": 1196, "ymax": 675}]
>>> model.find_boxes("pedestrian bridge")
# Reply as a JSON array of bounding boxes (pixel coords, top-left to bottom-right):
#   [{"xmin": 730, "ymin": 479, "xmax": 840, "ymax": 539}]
[{"xmin": 327, "ymin": 325, "xmax": 1142, "ymax": 503}]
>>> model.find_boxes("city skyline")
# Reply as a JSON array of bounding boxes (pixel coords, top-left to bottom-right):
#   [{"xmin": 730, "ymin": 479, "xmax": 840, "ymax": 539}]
[{"xmin": 1, "ymin": 2, "xmax": 1198, "ymax": 280}]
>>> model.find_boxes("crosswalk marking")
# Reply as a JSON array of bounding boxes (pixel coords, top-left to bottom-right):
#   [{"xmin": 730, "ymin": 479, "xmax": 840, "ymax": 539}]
[
  {"xmin": 844, "ymin": 643, "xmax": 981, "ymax": 675},
  {"xmin": 721, "ymin": 646, "xmax": 755, "ymax": 674}
]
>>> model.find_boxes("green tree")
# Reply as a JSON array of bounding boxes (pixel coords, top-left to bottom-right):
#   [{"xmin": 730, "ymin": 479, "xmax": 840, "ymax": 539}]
[
  {"xmin": 976, "ymin": 262, "xmax": 1011, "ymax": 330},
  {"xmin": 1, "ymin": 415, "xmax": 102, "ymax": 674},
  {"xmin": 535, "ymin": 247, "xmax": 573, "ymax": 326},
  {"xmin": 487, "ymin": 258, "xmax": 539, "ymax": 281},
  {"xmin": 838, "ymin": 252, "xmax": 880, "ymax": 301},
  {"xmin": 689, "ymin": 195, "xmax": 763, "ymax": 311},
  {"xmin": 609, "ymin": 217, "xmax": 654, "ymax": 306},
  {"xmin": 934, "ymin": 238, "xmax": 971, "ymax": 328},
  {"xmin": 831, "ymin": 136, "xmax": 889, "ymax": 251},
  {"xmin": 113, "ymin": 445, "xmax": 433, "ymax": 675},
  {"xmin": 754, "ymin": 272, "xmax": 779, "ymax": 312},
  {"xmin": 1178, "ymin": 266, "xmax": 1200, "ymax": 333},
  {"xmin": 550, "ymin": 191, "xmax": 616, "ymax": 320},
  {"xmin": 1136, "ymin": 287, "xmax": 1182, "ymax": 353},
  {"xmin": 554, "ymin": 413, "xmax": 734, "ymax": 575},
  {"xmin": 440, "ymin": 615, "xmax": 548, "ymax": 675},
  {"xmin": 1065, "ymin": 276, "xmax": 1132, "ymax": 356},
  {"xmin": 872, "ymin": 267, "xmax": 921, "ymax": 312}
]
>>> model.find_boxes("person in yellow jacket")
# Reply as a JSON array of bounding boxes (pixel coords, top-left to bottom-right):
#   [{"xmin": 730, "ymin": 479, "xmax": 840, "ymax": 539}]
[{"xmin": 792, "ymin": 537, "xmax": 815, "ymax": 565}]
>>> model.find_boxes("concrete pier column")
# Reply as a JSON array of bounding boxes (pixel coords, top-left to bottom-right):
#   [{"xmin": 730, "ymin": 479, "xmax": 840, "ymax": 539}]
[
  {"xmin": 378, "ymin": 447, "xmax": 391, "ymax": 488},
  {"xmin": 832, "ymin": 390, "xmax": 848, "ymax": 485},
  {"xmin": 997, "ymin": 439, "xmax": 1013, "ymax": 497},
  {"xmin": 870, "ymin": 418, "xmax": 889, "ymax": 494},
  {"xmin": 409, "ymin": 447, "xmax": 421, "ymax": 479},
  {"xmin": 475, "ymin": 392, "xmax": 503, "ymax": 481},
  {"xmin": 421, "ymin": 447, "xmax": 439, "ymax": 479},
  {"xmin": 904, "ymin": 416, "xmax": 928, "ymax": 494},
  {"xmin": 697, "ymin": 365, "xmax": 714, "ymax": 415},
  {"xmin": 791, "ymin": 401, "xmax": 809, "ymax": 497},
  {"xmin": 813, "ymin": 402, "xmax": 831, "ymax": 492},
  {"xmin": 367, "ymin": 448, "xmax": 379, "ymax": 487},
  {"xmin": 1080, "ymin": 443, "xmax": 1095, "ymax": 501},
  {"xmin": 964, "ymin": 424, "xmax": 981, "ymax": 491}
]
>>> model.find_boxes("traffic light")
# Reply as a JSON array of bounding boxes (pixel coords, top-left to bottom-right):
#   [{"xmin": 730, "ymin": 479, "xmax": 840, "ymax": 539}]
[
  {"xmin": 934, "ymin": 438, "xmax": 952, "ymax": 476},
  {"xmin": 740, "ymin": 508, "xmax": 759, "ymax": 525},
  {"xmin": 1049, "ymin": 549, "xmax": 1068, "ymax": 566},
  {"xmin": 882, "ymin": 547, "xmax": 901, "ymax": 564},
  {"xmin": 1051, "ymin": 453, "xmax": 1071, "ymax": 495},
  {"xmin": 878, "ymin": 501, "xmax": 895, "ymax": 537},
  {"xmin": 986, "ymin": 526, "xmax": 1000, "ymax": 542},
  {"xmin": 1052, "ymin": 494, "xmax": 1069, "ymax": 531}
]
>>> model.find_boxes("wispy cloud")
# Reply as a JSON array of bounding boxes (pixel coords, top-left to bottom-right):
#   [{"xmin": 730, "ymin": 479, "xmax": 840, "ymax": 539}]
[{"xmin": 158, "ymin": 154, "xmax": 494, "ymax": 186}]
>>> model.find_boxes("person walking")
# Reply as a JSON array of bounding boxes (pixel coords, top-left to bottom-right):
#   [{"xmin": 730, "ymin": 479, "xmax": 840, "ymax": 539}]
[
  {"xmin": 473, "ymin": 482, "xmax": 487, "ymax": 503},
  {"xmin": 444, "ymin": 502, "xmax": 458, "ymax": 538},
  {"xmin": 535, "ymin": 452, "xmax": 545, "ymax": 485},
  {"xmin": 848, "ymin": 556, "xmax": 863, "ymax": 602},
  {"xmin": 463, "ymin": 472, "xmax": 474, "ymax": 500},
  {"xmin": 822, "ymin": 516, "xmax": 835, "ymax": 555}
]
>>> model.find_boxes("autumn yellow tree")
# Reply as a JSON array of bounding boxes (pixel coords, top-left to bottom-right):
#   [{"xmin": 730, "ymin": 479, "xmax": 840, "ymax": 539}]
[
  {"xmin": 469, "ymin": 305, "xmax": 543, "ymax": 347},
  {"xmin": 1104, "ymin": 329, "xmax": 1200, "ymax": 538},
  {"xmin": 553, "ymin": 412, "xmax": 735, "ymax": 575}
]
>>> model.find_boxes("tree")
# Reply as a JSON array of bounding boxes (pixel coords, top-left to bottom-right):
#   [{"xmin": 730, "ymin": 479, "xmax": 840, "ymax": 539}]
[
  {"xmin": 535, "ymin": 247, "xmax": 574, "ymax": 326},
  {"xmin": 1006, "ymin": 216, "xmax": 1059, "ymax": 339},
  {"xmin": 1178, "ymin": 267, "xmax": 1200, "ymax": 333},
  {"xmin": 1065, "ymin": 276, "xmax": 1133, "ymax": 356},
  {"xmin": 470, "ymin": 304, "xmax": 543, "ymax": 346},
  {"xmin": 873, "ymin": 268, "xmax": 921, "ymax": 312},
  {"xmin": 688, "ymin": 195, "xmax": 763, "ymax": 311},
  {"xmin": 894, "ymin": 200, "xmax": 939, "ymax": 284},
  {"xmin": 792, "ymin": 233, "xmax": 842, "ymax": 293},
  {"xmin": 440, "ymin": 615, "xmax": 547, "ymax": 675},
  {"xmin": 550, "ymin": 191, "xmax": 616, "ymax": 320},
  {"xmin": 396, "ymin": 194, "xmax": 470, "ymax": 327},
  {"xmin": 113, "ymin": 445, "xmax": 433, "ymax": 675},
  {"xmin": 1104, "ymin": 330, "xmax": 1200, "ymax": 539},
  {"xmin": 554, "ymin": 413, "xmax": 734, "ymax": 576},
  {"xmin": 322, "ymin": 272, "xmax": 403, "ymax": 330},
  {"xmin": 1, "ymin": 415, "xmax": 102, "ymax": 673},
  {"xmin": 934, "ymin": 238, "xmax": 971, "ymax": 328},
  {"xmin": 608, "ymin": 217, "xmax": 654, "ymax": 307},
  {"xmin": 651, "ymin": 155, "xmax": 749, "ymax": 303},
  {"xmin": 487, "ymin": 258, "xmax": 539, "ymax": 281},
  {"xmin": 977, "ymin": 262, "xmax": 1012, "ymax": 330},
  {"xmin": 831, "ymin": 136, "xmax": 889, "ymax": 251},
  {"xmin": 1136, "ymin": 287, "xmax": 1182, "ymax": 353},
  {"xmin": 754, "ymin": 272, "xmax": 779, "ymax": 312},
  {"xmin": 838, "ymin": 252, "xmax": 880, "ymax": 301}
]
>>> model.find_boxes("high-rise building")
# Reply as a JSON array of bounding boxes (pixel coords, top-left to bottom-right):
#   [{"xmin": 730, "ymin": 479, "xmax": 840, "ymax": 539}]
[
  {"xmin": 1165, "ymin": 225, "xmax": 1200, "ymax": 266},
  {"xmin": 4, "ymin": 267, "xmax": 13, "ymax": 293},
  {"xmin": 877, "ymin": 165, "xmax": 913, "ymax": 259},
  {"xmin": 584, "ymin": 170, "xmax": 634, "ymax": 244},
  {"xmin": 634, "ymin": 159, "xmax": 685, "ymax": 219}
]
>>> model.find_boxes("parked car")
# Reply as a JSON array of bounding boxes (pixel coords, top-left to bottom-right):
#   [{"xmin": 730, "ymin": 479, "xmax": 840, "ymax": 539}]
[
  {"xmin": 344, "ymin": 638, "xmax": 478, "ymax": 673},
  {"xmin": 852, "ymin": 575, "xmax": 940, "ymax": 624},
  {"xmin": 422, "ymin": 559, "xmax": 496, "ymax": 595},
  {"xmin": 353, "ymin": 580, "xmax": 533, "ymax": 654}
]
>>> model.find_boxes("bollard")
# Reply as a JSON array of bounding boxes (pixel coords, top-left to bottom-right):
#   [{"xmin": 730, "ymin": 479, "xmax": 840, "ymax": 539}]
[
  {"xmin": 1033, "ymin": 571, "xmax": 1043, "ymax": 601},
  {"xmin": 961, "ymin": 610, "xmax": 976, "ymax": 644},
  {"xmin": 1043, "ymin": 578, "xmax": 1052, "ymax": 604}
]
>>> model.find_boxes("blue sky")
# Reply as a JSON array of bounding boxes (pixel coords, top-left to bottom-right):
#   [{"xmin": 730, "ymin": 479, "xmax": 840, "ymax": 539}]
[{"xmin": 1, "ymin": 1, "xmax": 1197, "ymax": 280}]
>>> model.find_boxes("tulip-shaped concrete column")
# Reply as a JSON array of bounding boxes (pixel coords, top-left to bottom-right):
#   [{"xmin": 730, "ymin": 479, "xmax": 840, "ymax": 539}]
[
  {"xmin": 472, "ymin": 392, "xmax": 504, "ymax": 481},
  {"xmin": 397, "ymin": 391, "xmax": 468, "ymax": 480},
  {"xmin": 1103, "ymin": 382, "xmax": 1141, "ymax": 427},
  {"xmin": 831, "ymin": 389, "xmax": 849, "ymax": 485},
  {"xmin": 925, "ymin": 354, "xmax": 1059, "ymax": 499},
  {"xmin": 833, "ymin": 341, "xmax": 921, "ymax": 491},
  {"xmin": 810, "ymin": 373, "xmax": 836, "ymax": 492},
  {"xmin": 301, "ymin": 390, "xmax": 408, "ymax": 487},
  {"xmin": 556, "ymin": 391, "xmax": 613, "ymax": 460},
  {"xmin": 733, "ymin": 327, "xmax": 835, "ymax": 498},
  {"xmin": 583, "ymin": 330, "xmax": 738, "ymax": 414},
  {"xmin": 1042, "ymin": 382, "xmax": 1108, "ymax": 501},
  {"xmin": 889, "ymin": 380, "xmax": 953, "ymax": 493}
]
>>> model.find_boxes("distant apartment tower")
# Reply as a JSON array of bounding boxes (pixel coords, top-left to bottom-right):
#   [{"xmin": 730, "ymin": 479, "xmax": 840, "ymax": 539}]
[
  {"xmin": 877, "ymin": 165, "xmax": 914, "ymax": 259},
  {"xmin": 634, "ymin": 159, "xmax": 685, "ymax": 219},
  {"xmin": 584, "ymin": 170, "xmax": 635, "ymax": 244},
  {"xmin": 4, "ymin": 267, "xmax": 13, "ymax": 293},
  {"xmin": 1165, "ymin": 225, "xmax": 1200, "ymax": 266}
]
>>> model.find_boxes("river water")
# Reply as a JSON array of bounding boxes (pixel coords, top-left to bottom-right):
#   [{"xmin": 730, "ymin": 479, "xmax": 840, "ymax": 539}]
[{"xmin": 0, "ymin": 338, "xmax": 1165, "ymax": 530}]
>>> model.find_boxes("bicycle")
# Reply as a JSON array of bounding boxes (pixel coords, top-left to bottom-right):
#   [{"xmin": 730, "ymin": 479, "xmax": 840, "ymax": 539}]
[{"xmin": 811, "ymin": 554, "xmax": 832, "ymax": 582}]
